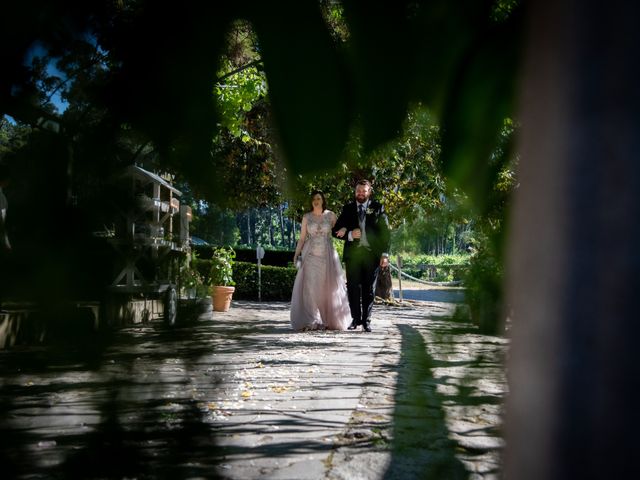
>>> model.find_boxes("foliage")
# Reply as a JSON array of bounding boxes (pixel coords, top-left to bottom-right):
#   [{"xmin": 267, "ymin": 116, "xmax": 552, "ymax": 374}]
[
  {"xmin": 396, "ymin": 253, "xmax": 471, "ymax": 267},
  {"xmin": 233, "ymin": 261, "xmax": 297, "ymax": 301},
  {"xmin": 320, "ymin": 0, "xmax": 349, "ymax": 42},
  {"xmin": 438, "ymin": 5, "xmax": 522, "ymax": 215},
  {"xmin": 215, "ymin": 20, "xmax": 267, "ymax": 141},
  {"xmin": 393, "ymin": 253, "xmax": 470, "ymax": 282},
  {"xmin": 390, "ymin": 201, "xmax": 472, "ymax": 255},
  {"xmin": 491, "ymin": 0, "xmax": 521, "ymax": 22},
  {"xmin": 232, "ymin": 246, "xmax": 294, "ymax": 266},
  {"xmin": 464, "ymin": 237, "xmax": 504, "ymax": 334},
  {"xmin": 208, "ymin": 97, "xmax": 289, "ymax": 211},
  {"xmin": 2, "ymin": 2, "xmax": 523, "ymax": 199},
  {"xmin": 179, "ymin": 261, "xmax": 202, "ymax": 290},
  {"xmin": 197, "ymin": 258, "xmax": 296, "ymax": 301},
  {"xmin": 461, "ymin": 118, "xmax": 518, "ymax": 332},
  {"xmin": 178, "ymin": 252, "xmax": 209, "ymax": 298},
  {"xmin": 216, "ymin": 61, "xmax": 267, "ymax": 140},
  {"xmin": 208, "ymin": 246, "xmax": 236, "ymax": 286},
  {"xmin": 193, "ymin": 258, "xmax": 211, "ymax": 286},
  {"xmin": 0, "ymin": 118, "xmax": 31, "ymax": 158},
  {"xmin": 189, "ymin": 200, "xmax": 240, "ymax": 246},
  {"xmin": 287, "ymin": 104, "xmax": 447, "ymax": 227},
  {"xmin": 234, "ymin": 243, "xmax": 292, "ymax": 253}
]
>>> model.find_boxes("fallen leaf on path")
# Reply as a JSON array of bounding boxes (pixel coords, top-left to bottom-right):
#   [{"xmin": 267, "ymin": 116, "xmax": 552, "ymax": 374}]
[{"xmin": 270, "ymin": 386, "xmax": 292, "ymax": 393}]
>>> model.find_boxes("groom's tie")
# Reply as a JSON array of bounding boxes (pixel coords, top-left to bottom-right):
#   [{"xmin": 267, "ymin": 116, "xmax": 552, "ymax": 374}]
[{"xmin": 358, "ymin": 204, "xmax": 365, "ymax": 222}]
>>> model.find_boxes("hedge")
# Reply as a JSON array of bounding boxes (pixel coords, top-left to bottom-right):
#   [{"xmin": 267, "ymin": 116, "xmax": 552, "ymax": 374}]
[
  {"xmin": 234, "ymin": 261, "xmax": 297, "ymax": 301},
  {"xmin": 192, "ymin": 246, "xmax": 294, "ymax": 267},
  {"xmin": 193, "ymin": 259, "xmax": 297, "ymax": 301}
]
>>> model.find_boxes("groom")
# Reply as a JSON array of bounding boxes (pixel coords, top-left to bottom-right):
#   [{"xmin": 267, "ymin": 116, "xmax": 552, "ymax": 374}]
[{"xmin": 334, "ymin": 179, "xmax": 390, "ymax": 332}]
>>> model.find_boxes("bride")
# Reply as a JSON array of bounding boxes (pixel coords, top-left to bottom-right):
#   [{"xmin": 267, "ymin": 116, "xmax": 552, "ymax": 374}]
[{"xmin": 290, "ymin": 190, "xmax": 351, "ymax": 331}]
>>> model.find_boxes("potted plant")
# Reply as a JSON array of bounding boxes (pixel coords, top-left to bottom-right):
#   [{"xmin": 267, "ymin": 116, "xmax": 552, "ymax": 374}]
[
  {"xmin": 179, "ymin": 253, "xmax": 204, "ymax": 299},
  {"xmin": 209, "ymin": 246, "xmax": 236, "ymax": 312}
]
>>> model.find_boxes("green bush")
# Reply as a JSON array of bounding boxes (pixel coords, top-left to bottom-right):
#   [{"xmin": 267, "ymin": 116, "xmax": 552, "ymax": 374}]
[
  {"xmin": 178, "ymin": 252, "xmax": 209, "ymax": 297},
  {"xmin": 464, "ymin": 245, "xmax": 503, "ymax": 334},
  {"xmin": 233, "ymin": 261, "xmax": 297, "ymax": 301},
  {"xmin": 193, "ymin": 258, "xmax": 213, "ymax": 286}
]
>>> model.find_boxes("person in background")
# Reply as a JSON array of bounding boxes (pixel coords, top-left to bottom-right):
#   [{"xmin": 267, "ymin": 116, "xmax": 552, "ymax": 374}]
[{"xmin": 375, "ymin": 255, "xmax": 393, "ymax": 301}]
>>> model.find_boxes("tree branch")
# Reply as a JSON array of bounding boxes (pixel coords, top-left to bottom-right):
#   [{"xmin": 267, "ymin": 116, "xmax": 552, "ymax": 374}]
[{"xmin": 216, "ymin": 59, "xmax": 263, "ymax": 83}]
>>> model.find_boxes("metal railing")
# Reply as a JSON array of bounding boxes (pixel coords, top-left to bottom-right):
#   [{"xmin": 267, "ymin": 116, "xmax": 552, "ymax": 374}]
[{"xmin": 390, "ymin": 256, "xmax": 464, "ymax": 302}]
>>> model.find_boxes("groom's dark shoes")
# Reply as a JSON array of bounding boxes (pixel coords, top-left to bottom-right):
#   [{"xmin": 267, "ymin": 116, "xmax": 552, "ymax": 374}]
[
  {"xmin": 348, "ymin": 320, "xmax": 359, "ymax": 330},
  {"xmin": 363, "ymin": 321, "xmax": 372, "ymax": 332}
]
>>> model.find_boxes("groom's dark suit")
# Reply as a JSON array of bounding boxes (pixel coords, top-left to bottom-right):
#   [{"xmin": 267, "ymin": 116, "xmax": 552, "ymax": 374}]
[{"xmin": 333, "ymin": 199, "xmax": 390, "ymax": 330}]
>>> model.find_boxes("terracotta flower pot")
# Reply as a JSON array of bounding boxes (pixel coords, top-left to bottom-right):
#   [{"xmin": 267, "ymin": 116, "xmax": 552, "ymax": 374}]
[{"xmin": 211, "ymin": 285, "xmax": 235, "ymax": 312}]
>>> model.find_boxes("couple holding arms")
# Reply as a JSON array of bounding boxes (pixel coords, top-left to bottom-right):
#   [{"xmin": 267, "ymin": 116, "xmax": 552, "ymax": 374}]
[{"xmin": 290, "ymin": 179, "xmax": 390, "ymax": 332}]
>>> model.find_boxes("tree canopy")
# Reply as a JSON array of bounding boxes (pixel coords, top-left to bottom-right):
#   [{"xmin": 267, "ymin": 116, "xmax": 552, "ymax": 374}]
[{"xmin": 1, "ymin": 0, "xmax": 522, "ymax": 214}]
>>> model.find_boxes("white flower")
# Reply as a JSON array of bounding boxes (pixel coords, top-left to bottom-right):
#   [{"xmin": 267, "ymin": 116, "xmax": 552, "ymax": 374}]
[{"xmin": 366, "ymin": 207, "xmax": 374, "ymax": 215}]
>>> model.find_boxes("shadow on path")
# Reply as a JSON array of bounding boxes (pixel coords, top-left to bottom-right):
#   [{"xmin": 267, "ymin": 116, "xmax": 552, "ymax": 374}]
[
  {"xmin": 384, "ymin": 324, "xmax": 467, "ymax": 479},
  {"xmin": 0, "ymin": 319, "xmax": 224, "ymax": 478},
  {"xmin": 0, "ymin": 303, "xmax": 365, "ymax": 478}
]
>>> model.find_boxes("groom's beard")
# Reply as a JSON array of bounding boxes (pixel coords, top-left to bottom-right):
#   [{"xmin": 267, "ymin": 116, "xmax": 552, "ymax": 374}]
[{"xmin": 355, "ymin": 194, "xmax": 369, "ymax": 203}]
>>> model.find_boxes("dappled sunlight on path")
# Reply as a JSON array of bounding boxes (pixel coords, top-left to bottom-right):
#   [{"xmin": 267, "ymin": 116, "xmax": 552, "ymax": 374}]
[{"xmin": 0, "ymin": 298, "xmax": 507, "ymax": 479}]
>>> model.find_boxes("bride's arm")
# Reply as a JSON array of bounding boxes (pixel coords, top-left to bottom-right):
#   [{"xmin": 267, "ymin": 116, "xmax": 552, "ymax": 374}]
[{"xmin": 293, "ymin": 215, "xmax": 308, "ymax": 263}]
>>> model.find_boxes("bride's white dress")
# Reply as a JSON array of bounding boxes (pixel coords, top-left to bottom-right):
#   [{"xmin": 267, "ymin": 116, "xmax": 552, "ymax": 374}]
[{"xmin": 290, "ymin": 211, "xmax": 351, "ymax": 331}]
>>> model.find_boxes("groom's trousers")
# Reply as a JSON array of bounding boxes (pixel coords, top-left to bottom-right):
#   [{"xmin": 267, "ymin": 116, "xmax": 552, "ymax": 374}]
[{"xmin": 345, "ymin": 247, "xmax": 379, "ymax": 325}]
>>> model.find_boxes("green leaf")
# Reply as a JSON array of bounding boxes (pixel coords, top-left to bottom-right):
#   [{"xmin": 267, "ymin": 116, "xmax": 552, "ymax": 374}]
[
  {"xmin": 440, "ymin": 8, "xmax": 522, "ymax": 214},
  {"xmin": 341, "ymin": 1, "xmax": 413, "ymax": 151},
  {"xmin": 248, "ymin": 2, "xmax": 351, "ymax": 175},
  {"xmin": 408, "ymin": 0, "xmax": 494, "ymax": 113}
]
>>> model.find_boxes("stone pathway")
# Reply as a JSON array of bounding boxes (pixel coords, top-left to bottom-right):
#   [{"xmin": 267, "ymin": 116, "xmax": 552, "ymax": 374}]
[{"xmin": 0, "ymin": 294, "xmax": 508, "ymax": 479}]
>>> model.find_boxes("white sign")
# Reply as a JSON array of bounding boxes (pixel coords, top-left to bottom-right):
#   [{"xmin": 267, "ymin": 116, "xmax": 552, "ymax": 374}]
[{"xmin": 256, "ymin": 245, "xmax": 265, "ymax": 260}]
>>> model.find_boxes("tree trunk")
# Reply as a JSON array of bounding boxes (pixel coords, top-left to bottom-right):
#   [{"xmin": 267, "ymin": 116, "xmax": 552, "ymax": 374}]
[
  {"xmin": 292, "ymin": 217, "xmax": 297, "ymax": 248},
  {"xmin": 252, "ymin": 208, "xmax": 259, "ymax": 246},
  {"xmin": 268, "ymin": 207, "xmax": 275, "ymax": 246},
  {"xmin": 279, "ymin": 204, "xmax": 286, "ymax": 248},
  {"xmin": 246, "ymin": 211, "xmax": 252, "ymax": 245},
  {"xmin": 505, "ymin": 2, "xmax": 640, "ymax": 479}
]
